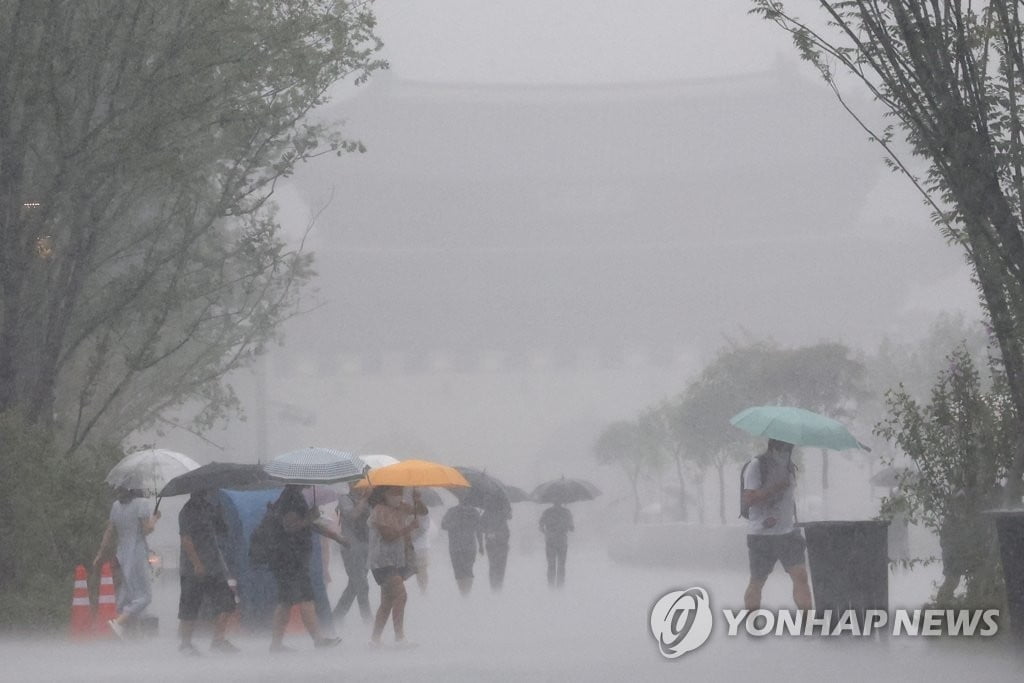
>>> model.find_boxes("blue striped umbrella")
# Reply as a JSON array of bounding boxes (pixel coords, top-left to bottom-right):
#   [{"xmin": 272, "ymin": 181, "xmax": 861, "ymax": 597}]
[{"xmin": 264, "ymin": 447, "xmax": 368, "ymax": 485}]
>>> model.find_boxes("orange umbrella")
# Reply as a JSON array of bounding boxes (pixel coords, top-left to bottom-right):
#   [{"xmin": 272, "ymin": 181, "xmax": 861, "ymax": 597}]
[{"xmin": 354, "ymin": 459, "xmax": 470, "ymax": 489}]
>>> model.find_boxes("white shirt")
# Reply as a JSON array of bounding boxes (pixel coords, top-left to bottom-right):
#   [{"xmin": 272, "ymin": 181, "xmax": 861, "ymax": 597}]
[{"xmin": 743, "ymin": 450, "xmax": 797, "ymax": 536}]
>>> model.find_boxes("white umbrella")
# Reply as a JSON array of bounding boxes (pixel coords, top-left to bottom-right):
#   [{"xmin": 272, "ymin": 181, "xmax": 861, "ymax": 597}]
[
  {"xmin": 105, "ymin": 449, "xmax": 201, "ymax": 495},
  {"xmin": 359, "ymin": 454, "xmax": 400, "ymax": 470},
  {"xmin": 264, "ymin": 447, "xmax": 367, "ymax": 485}
]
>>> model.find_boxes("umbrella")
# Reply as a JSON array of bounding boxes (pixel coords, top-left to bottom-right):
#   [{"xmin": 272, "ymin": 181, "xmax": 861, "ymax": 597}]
[
  {"xmin": 870, "ymin": 466, "xmax": 918, "ymax": 488},
  {"xmin": 158, "ymin": 462, "xmax": 277, "ymax": 497},
  {"xmin": 359, "ymin": 454, "xmax": 401, "ymax": 470},
  {"xmin": 531, "ymin": 477, "xmax": 601, "ymax": 504},
  {"xmin": 264, "ymin": 447, "xmax": 367, "ymax": 485},
  {"xmin": 729, "ymin": 406, "xmax": 870, "ymax": 452},
  {"xmin": 106, "ymin": 449, "xmax": 201, "ymax": 494},
  {"xmin": 453, "ymin": 466, "xmax": 512, "ymax": 510},
  {"xmin": 504, "ymin": 485, "xmax": 531, "ymax": 503},
  {"xmin": 362, "ymin": 459, "xmax": 470, "ymax": 488},
  {"xmin": 354, "ymin": 454, "xmax": 442, "ymax": 504}
]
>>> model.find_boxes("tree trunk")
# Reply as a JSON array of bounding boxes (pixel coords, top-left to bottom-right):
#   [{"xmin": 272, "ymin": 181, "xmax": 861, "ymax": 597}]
[
  {"xmin": 673, "ymin": 455, "xmax": 688, "ymax": 522},
  {"xmin": 717, "ymin": 462, "xmax": 726, "ymax": 525}
]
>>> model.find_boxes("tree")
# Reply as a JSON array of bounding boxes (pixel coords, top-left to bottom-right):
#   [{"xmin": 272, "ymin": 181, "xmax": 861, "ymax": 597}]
[
  {"xmin": 669, "ymin": 340, "xmax": 868, "ymax": 523},
  {"xmin": 0, "ymin": 1, "xmax": 385, "ymax": 452},
  {"xmin": 594, "ymin": 420, "xmax": 662, "ymax": 524},
  {"xmin": 752, "ymin": 0, "xmax": 1024, "ymax": 500},
  {"xmin": 875, "ymin": 345, "xmax": 1013, "ymax": 608}
]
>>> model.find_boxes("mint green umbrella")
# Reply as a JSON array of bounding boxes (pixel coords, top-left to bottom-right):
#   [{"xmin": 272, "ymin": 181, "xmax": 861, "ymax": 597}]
[{"xmin": 729, "ymin": 406, "xmax": 869, "ymax": 451}]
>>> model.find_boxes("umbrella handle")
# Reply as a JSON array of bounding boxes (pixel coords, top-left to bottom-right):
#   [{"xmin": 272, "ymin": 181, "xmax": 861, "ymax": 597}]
[{"xmin": 154, "ymin": 497, "xmax": 162, "ymax": 515}]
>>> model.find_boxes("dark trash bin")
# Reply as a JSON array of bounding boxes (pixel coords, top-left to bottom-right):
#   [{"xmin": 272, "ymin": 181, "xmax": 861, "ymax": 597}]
[
  {"xmin": 800, "ymin": 520, "xmax": 889, "ymax": 631},
  {"xmin": 986, "ymin": 510, "xmax": 1024, "ymax": 640}
]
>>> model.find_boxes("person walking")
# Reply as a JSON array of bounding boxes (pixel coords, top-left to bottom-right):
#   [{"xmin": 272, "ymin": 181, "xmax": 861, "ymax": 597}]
[
  {"xmin": 480, "ymin": 504, "xmax": 511, "ymax": 591},
  {"xmin": 441, "ymin": 500, "xmax": 483, "ymax": 596},
  {"xmin": 268, "ymin": 485, "xmax": 348, "ymax": 652},
  {"xmin": 538, "ymin": 503, "xmax": 573, "ymax": 588},
  {"xmin": 741, "ymin": 439, "xmax": 812, "ymax": 611},
  {"xmin": 368, "ymin": 486, "xmax": 425, "ymax": 647},
  {"xmin": 333, "ymin": 489, "xmax": 373, "ymax": 626},
  {"xmin": 177, "ymin": 490, "xmax": 239, "ymax": 655},
  {"xmin": 94, "ymin": 487, "xmax": 160, "ymax": 637}
]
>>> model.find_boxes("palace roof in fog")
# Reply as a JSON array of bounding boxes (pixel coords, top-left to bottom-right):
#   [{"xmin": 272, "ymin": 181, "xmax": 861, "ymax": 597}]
[{"xmin": 285, "ymin": 65, "xmax": 890, "ymax": 366}]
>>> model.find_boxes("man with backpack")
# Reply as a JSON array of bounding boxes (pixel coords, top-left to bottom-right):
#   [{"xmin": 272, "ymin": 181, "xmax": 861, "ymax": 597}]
[{"xmin": 740, "ymin": 439, "xmax": 811, "ymax": 610}]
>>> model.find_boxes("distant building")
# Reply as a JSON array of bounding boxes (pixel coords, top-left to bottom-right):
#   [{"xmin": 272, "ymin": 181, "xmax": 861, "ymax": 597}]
[{"xmin": 285, "ymin": 64, "xmax": 882, "ymax": 374}]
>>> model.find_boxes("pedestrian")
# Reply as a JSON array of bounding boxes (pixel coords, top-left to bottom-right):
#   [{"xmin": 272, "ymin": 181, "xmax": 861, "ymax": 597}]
[
  {"xmin": 480, "ymin": 504, "xmax": 511, "ymax": 591},
  {"xmin": 177, "ymin": 490, "xmax": 239, "ymax": 655},
  {"xmin": 409, "ymin": 492, "xmax": 431, "ymax": 595},
  {"xmin": 741, "ymin": 439, "xmax": 812, "ymax": 610},
  {"xmin": 333, "ymin": 489, "xmax": 373, "ymax": 626},
  {"xmin": 268, "ymin": 485, "xmax": 348, "ymax": 652},
  {"xmin": 93, "ymin": 487, "xmax": 160, "ymax": 638},
  {"xmin": 441, "ymin": 500, "xmax": 483, "ymax": 596},
  {"xmin": 368, "ymin": 486, "xmax": 425, "ymax": 647},
  {"xmin": 538, "ymin": 502, "xmax": 573, "ymax": 588}
]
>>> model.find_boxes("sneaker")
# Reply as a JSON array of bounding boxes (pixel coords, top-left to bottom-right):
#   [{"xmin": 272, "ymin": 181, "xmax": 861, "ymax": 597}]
[
  {"xmin": 210, "ymin": 639, "xmax": 240, "ymax": 654},
  {"xmin": 313, "ymin": 636, "xmax": 342, "ymax": 649},
  {"xmin": 107, "ymin": 619, "xmax": 125, "ymax": 640},
  {"xmin": 179, "ymin": 643, "xmax": 202, "ymax": 657},
  {"xmin": 269, "ymin": 643, "xmax": 296, "ymax": 654}
]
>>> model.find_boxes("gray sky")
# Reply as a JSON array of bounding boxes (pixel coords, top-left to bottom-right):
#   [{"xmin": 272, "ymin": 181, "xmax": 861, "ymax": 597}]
[{"xmin": 371, "ymin": 0, "xmax": 798, "ymax": 83}]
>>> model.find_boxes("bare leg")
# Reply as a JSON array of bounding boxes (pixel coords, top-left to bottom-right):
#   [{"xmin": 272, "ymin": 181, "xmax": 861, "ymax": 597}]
[
  {"xmin": 212, "ymin": 612, "xmax": 231, "ymax": 642},
  {"xmin": 388, "ymin": 576, "xmax": 408, "ymax": 641},
  {"xmin": 179, "ymin": 619, "xmax": 196, "ymax": 647},
  {"xmin": 744, "ymin": 577, "xmax": 766, "ymax": 611},
  {"xmin": 372, "ymin": 582, "xmax": 394, "ymax": 643},
  {"xmin": 298, "ymin": 601, "xmax": 321, "ymax": 641},
  {"xmin": 270, "ymin": 604, "xmax": 290, "ymax": 649},
  {"xmin": 786, "ymin": 565, "xmax": 812, "ymax": 610}
]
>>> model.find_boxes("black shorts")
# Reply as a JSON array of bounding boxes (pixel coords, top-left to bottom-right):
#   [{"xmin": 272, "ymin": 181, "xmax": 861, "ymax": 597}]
[
  {"xmin": 274, "ymin": 569, "xmax": 314, "ymax": 605},
  {"xmin": 371, "ymin": 566, "xmax": 414, "ymax": 586},
  {"xmin": 747, "ymin": 530, "xmax": 806, "ymax": 579},
  {"xmin": 178, "ymin": 574, "xmax": 236, "ymax": 621}
]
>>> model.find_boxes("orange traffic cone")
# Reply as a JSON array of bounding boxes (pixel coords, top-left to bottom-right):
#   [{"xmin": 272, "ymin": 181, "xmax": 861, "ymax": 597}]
[
  {"xmin": 69, "ymin": 565, "xmax": 94, "ymax": 640},
  {"xmin": 94, "ymin": 562, "xmax": 117, "ymax": 636}
]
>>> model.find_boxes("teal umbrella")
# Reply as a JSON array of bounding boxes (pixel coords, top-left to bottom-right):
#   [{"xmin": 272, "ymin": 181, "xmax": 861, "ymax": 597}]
[{"xmin": 729, "ymin": 406, "xmax": 870, "ymax": 451}]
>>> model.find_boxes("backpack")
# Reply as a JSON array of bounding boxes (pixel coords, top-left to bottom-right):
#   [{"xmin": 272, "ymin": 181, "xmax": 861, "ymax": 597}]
[
  {"xmin": 739, "ymin": 456, "xmax": 767, "ymax": 519},
  {"xmin": 248, "ymin": 504, "xmax": 281, "ymax": 567}
]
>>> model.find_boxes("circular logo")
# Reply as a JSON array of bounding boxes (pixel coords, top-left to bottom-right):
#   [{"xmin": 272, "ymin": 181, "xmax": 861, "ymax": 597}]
[{"xmin": 649, "ymin": 587, "xmax": 713, "ymax": 658}]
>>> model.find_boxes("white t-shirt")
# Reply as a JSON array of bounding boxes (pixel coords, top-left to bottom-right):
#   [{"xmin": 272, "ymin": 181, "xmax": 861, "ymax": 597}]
[{"xmin": 743, "ymin": 451, "xmax": 797, "ymax": 536}]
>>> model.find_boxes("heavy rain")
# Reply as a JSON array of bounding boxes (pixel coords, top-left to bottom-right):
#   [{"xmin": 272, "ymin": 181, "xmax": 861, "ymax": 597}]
[{"xmin": 1, "ymin": 1, "xmax": 1023, "ymax": 681}]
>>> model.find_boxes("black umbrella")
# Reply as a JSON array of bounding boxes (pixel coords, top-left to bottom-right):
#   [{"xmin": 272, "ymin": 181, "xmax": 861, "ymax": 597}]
[
  {"xmin": 158, "ymin": 462, "xmax": 278, "ymax": 498},
  {"xmin": 530, "ymin": 477, "xmax": 601, "ymax": 505},
  {"xmin": 504, "ymin": 485, "xmax": 530, "ymax": 503},
  {"xmin": 414, "ymin": 487, "xmax": 445, "ymax": 507},
  {"xmin": 453, "ymin": 466, "xmax": 512, "ymax": 511}
]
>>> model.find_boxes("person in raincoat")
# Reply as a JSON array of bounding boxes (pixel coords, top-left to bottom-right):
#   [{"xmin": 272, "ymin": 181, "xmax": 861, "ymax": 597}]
[{"xmin": 93, "ymin": 487, "xmax": 160, "ymax": 637}]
